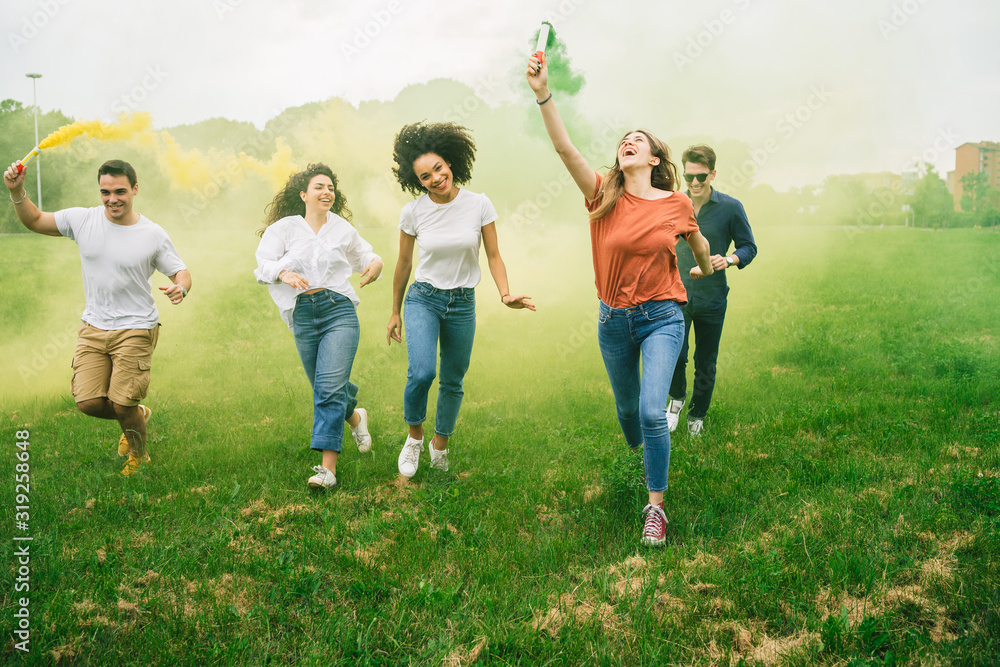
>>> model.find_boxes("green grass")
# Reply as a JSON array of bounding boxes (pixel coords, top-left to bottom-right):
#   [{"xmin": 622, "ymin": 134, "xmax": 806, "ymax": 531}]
[{"xmin": 1, "ymin": 224, "xmax": 998, "ymax": 665}]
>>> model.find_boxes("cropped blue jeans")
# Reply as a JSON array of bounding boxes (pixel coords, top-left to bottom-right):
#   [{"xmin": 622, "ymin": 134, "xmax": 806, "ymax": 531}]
[
  {"xmin": 291, "ymin": 290, "xmax": 360, "ymax": 452},
  {"xmin": 597, "ymin": 298, "xmax": 685, "ymax": 492},
  {"xmin": 403, "ymin": 281, "xmax": 477, "ymax": 438}
]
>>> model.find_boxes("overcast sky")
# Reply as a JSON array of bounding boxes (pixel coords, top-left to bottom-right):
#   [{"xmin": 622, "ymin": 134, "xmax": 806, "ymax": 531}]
[{"xmin": 3, "ymin": 0, "xmax": 998, "ymax": 189}]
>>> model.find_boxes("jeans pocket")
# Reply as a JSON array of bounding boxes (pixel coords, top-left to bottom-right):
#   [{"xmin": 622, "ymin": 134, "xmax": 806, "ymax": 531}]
[
  {"xmin": 644, "ymin": 301, "xmax": 677, "ymax": 322},
  {"xmin": 598, "ymin": 309, "xmax": 612, "ymax": 325},
  {"xmin": 324, "ymin": 290, "xmax": 343, "ymax": 307},
  {"xmin": 411, "ymin": 281, "xmax": 433, "ymax": 297}
]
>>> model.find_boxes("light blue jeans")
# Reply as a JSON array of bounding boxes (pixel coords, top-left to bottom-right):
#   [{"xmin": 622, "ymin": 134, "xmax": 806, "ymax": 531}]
[
  {"xmin": 403, "ymin": 281, "xmax": 476, "ymax": 438},
  {"xmin": 291, "ymin": 290, "xmax": 360, "ymax": 452},
  {"xmin": 597, "ymin": 298, "xmax": 685, "ymax": 492}
]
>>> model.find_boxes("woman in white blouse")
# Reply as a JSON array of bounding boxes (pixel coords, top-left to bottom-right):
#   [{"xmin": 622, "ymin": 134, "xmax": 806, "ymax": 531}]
[
  {"xmin": 255, "ymin": 164, "xmax": 383, "ymax": 489},
  {"xmin": 386, "ymin": 122, "xmax": 534, "ymax": 479}
]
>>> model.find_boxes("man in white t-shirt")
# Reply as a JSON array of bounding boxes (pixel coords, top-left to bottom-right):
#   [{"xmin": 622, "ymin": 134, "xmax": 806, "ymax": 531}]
[{"xmin": 4, "ymin": 159, "xmax": 191, "ymax": 476}]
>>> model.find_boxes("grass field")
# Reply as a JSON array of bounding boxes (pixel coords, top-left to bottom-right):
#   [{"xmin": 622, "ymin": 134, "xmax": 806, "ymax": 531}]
[{"xmin": 1, "ymin": 223, "xmax": 998, "ymax": 665}]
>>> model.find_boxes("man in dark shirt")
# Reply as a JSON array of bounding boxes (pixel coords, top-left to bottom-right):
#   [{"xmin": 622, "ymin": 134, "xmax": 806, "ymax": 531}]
[{"xmin": 668, "ymin": 145, "xmax": 757, "ymax": 436}]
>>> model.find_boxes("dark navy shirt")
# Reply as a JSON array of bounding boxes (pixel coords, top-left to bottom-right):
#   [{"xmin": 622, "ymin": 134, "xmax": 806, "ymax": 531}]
[{"xmin": 676, "ymin": 187, "xmax": 757, "ymax": 308}]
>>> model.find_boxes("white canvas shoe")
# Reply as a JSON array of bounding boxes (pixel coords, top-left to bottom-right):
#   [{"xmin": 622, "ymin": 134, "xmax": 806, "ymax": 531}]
[
  {"xmin": 307, "ymin": 465, "xmax": 337, "ymax": 489},
  {"xmin": 687, "ymin": 418, "xmax": 704, "ymax": 437},
  {"xmin": 351, "ymin": 408, "xmax": 372, "ymax": 453},
  {"xmin": 429, "ymin": 445, "xmax": 449, "ymax": 472},
  {"xmin": 666, "ymin": 399, "xmax": 685, "ymax": 433},
  {"xmin": 397, "ymin": 436, "xmax": 423, "ymax": 478}
]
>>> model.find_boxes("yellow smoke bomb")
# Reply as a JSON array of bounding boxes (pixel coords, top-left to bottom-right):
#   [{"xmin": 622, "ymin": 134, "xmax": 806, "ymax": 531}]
[{"xmin": 16, "ymin": 147, "xmax": 40, "ymax": 174}]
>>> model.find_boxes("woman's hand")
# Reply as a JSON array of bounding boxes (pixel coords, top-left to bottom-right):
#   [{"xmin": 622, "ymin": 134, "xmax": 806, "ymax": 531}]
[
  {"xmin": 359, "ymin": 257, "xmax": 383, "ymax": 288},
  {"xmin": 387, "ymin": 313, "xmax": 403, "ymax": 346},
  {"xmin": 526, "ymin": 54, "xmax": 548, "ymax": 95},
  {"xmin": 501, "ymin": 294, "xmax": 536, "ymax": 311},
  {"xmin": 280, "ymin": 270, "xmax": 309, "ymax": 290}
]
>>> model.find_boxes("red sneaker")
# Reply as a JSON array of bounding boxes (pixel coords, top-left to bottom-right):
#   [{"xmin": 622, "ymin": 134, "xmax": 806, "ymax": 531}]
[{"xmin": 641, "ymin": 502, "xmax": 668, "ymax": 547}]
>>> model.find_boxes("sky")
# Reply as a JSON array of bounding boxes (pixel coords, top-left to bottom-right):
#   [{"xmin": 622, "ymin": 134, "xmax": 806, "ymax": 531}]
[{"xmin": 2, "ymin": 0, "xmax": 999, "ymax": 190}]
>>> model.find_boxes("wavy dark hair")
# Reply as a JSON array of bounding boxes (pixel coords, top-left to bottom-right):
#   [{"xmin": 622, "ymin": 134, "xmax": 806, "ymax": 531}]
[
  {"xmin": 682, "ymin": 144, "xmax": 716, "ymax": 171},
  {"xmin": 392, "ymin": 122, "xmax": 476, "ymax": 197},
  {"xmin": 590, "ymin": 130, "xmax": 679, "ymax": 222},
  {"xmin": 258, "ymin": 163, "xmax": 352, "ymax": 236}
]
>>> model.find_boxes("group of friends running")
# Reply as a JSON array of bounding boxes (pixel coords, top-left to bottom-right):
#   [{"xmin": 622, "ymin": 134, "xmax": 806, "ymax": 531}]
[{"xmin": 4, "ymin": 56, "xmax": 756, "ymax": 547}]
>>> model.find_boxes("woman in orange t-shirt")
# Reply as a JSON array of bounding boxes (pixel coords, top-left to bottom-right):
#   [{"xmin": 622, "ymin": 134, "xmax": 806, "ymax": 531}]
[{"xmin": 527, "ymin": 55, "xmax": 715, "ymax": 547}]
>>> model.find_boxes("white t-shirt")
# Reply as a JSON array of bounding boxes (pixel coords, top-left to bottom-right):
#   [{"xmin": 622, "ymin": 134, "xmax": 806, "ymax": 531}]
[
  {"xmin": 254, "ymin": 213, "xmax": 381, "ymax": 329},
  {"xmin": 398, "ymin": 189, "xmax": 498, "ymax": 289},
  {"xmin": 54, "ymin": 206, "xmax": 187, "ymax": 330}
]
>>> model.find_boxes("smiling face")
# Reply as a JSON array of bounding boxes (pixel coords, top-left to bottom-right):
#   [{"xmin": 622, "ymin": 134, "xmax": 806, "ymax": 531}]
[
  {"xmin": 299, "ymin": 174, "xmax": 336, "ymax": 214},
  {"xmin": 683, "ymin": 161, "xmax": 716, "ymax": 198},
  {"xmin": 617, "ymin": 131, "xmax": 660, "ymax": 171},
  {"xmin": 412, "ymin": 152, "xmax": 456, "ymax": 203},
  {"xmin": 99, "ymin": 174, "xmax": 138, "ymax": 223}
]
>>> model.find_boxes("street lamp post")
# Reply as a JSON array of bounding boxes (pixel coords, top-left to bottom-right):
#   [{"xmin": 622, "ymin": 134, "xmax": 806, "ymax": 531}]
[{"xmin": 26, "ymin": 73, "xmax": 42, "ymax": 210}]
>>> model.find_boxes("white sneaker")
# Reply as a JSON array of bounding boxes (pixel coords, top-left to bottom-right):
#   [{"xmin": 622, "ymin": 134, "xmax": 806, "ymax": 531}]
[
  {"xmin": 307, "ymin": 465, "xmax": 337, "ymax": 489},
  {"xmin": 350, "ymin": 408, "xmax": 372, "ymax": 453},
  {"xmin": 397, "ymin": 436, "xmax": 423, "ymax": 478},
  {"xmin": 666, "ymin": 398, "xmax": 685, "ymax": 433},
  {"xmin": 429, "ymin": 443, "xmax": 449, "ymax": 472},
  {"xmin": 688, "ymin": 418, "xmax": 704, "ymax": 437}
]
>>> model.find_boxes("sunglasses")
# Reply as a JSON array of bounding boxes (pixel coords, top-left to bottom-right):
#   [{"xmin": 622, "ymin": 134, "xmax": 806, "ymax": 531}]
[{"xmin": 683, "ymin": 173, "xmax": 710, "ymax": 184}]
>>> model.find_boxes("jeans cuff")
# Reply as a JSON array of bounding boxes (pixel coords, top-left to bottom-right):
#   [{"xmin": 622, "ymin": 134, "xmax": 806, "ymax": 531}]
[{"xmin": 310, "ymin": 434, "xmax": 343, "ymax": 452}]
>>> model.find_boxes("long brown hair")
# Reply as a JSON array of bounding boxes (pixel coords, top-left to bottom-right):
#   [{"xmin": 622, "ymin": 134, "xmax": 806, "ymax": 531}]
[
  {"xmin": 589, "ymin": 130, "xmax": 679, "ymax": 222},
  {"xmin": 257, "ymin": 163, "xmax": 353, "ymax": 236}
]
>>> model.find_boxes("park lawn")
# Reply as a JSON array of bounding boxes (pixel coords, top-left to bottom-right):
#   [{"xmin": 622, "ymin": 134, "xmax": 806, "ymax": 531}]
[{"xmin": 1, "ymin": 224, "xmax": 998, "ymax": 665}]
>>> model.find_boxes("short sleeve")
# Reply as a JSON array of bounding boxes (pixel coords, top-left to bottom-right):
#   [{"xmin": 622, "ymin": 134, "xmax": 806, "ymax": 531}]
[
  {"xmin": 54, "ymin": 207, "xmax": 89, "ymax": 240},
  {"xmin": 399, "ymin": 203, "xmax": 417, "ymax": 236},
  {"xmin": 153, "ymin": 233, "xmax": 187, "ymax": 277},
  {"xmin": 677, "ymin": 197, "xmax": 700, "ymax": 240},
  {"xmin": 479, "ymin": 194, "xmax": 498, "ymax": 227}
]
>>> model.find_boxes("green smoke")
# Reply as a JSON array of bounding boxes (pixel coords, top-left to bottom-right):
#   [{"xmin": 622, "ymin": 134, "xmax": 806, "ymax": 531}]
[{"xmin": 532, "ymin": 22, "xmax": 585, "ymax": 96}]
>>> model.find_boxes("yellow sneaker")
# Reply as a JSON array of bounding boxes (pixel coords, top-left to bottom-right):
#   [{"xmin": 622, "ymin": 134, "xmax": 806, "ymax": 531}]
[
  {"xmin": 118, "ymin": 405, "xmax": 152, "ymax": 456},
  {"xmin": 120, "ymin": 454, "xmax": 148, "ymax": 477}
]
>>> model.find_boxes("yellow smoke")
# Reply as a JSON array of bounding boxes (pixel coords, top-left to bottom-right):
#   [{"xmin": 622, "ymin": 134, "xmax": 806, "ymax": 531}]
[
  {"xmin": 39, "ymin": 113, "xmax": 298, "ymax": 191},
  {"xmin": 38, "ymin": 113, "xmax": 154, "ymax": 149}
]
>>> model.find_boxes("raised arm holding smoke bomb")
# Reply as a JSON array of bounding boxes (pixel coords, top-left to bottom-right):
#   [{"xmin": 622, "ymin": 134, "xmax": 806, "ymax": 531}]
[
  {"xmin": 255, "ymin": 163, "xmax": 382, "ymax": 491},
  {"xmin": 5, "ymin": 161, "xmax": 60, "ymax": 235},
  {"xmin": 4, "ymin": 158, "xmax": 190, "ymax": 476},
  {"xmin": 386, "ymin": 121, "xmax": 534, "ymax": 481},
  {"xmin": 526, "ymin": 51, "xmax": 713, "ymax": 548}
]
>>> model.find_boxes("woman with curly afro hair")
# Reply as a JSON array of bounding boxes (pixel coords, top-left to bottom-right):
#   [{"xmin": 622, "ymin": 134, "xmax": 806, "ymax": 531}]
[
  {"xmin": 387, "ymin": 121, "xmax": 535, "ymax": 479},
  {"xmin": 255, "ymin": 163, "xmax": 384, "ymax": 490},
  {"xmin": 526, "ymin": 55, "xmax": 716, "ymax": 548}
]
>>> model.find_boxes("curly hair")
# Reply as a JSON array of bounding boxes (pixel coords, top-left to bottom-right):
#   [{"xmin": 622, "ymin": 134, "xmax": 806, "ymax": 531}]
[
  {"xmin": 590, "ymin": 130, "xmax": 679, "ymax": 222},
  {"xmin": 392, "ymin": 122, "xmax": 477, "ymax": 197},
  {"xmin": 258, "ymin": 163, "xmax": 352, "ymax": 236}
]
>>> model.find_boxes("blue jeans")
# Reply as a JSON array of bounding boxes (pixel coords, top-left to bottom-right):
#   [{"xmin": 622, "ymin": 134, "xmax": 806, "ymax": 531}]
[
  {"xmin": 403, "ymin": 281, "xmax": 476, "ymax": 437},
  {"xmin": 291, "ymin": 290, "xmax": 360, "ymax": 452},
  {"xmin": 670, "ymin": 298, "xmax": 728, "ymax": 420},
  {"xmin": 597, "ymin": 298, "xmax": 685, "ymax": 493}
]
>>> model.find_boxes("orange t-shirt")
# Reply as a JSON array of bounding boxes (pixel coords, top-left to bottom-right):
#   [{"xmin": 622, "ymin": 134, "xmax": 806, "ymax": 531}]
[{"xmin": 586, "ymin": 173, "xmax": 699, "ymax": 308}]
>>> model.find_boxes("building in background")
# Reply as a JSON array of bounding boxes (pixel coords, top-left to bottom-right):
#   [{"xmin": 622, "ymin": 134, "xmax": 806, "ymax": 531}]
[{"xmin": 950, "ymin": 141, "xmax": 1000, "ymax": 211}]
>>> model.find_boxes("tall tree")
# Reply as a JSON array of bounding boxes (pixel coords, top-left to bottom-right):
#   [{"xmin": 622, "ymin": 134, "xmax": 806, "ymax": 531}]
[
  {"xmin": 960, "ymin": 170, "xmax": 990, "ymax": 213},
  {"xmin": 910, "ymin": 166, "xmax": 953, "ymax": 227}
]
